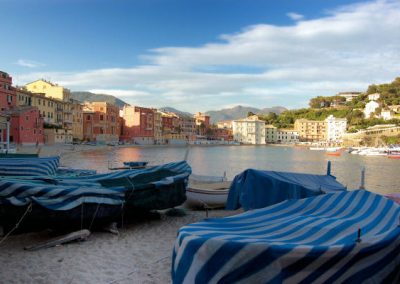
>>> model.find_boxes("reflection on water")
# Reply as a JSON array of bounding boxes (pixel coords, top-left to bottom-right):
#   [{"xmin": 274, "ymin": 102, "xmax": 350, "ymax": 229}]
[{"xmin": 61, "ymin": 145, "xmax": 400, "ymax": 195}]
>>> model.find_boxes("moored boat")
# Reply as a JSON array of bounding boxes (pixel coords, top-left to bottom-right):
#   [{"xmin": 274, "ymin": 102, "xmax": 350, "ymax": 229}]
[
  {"xmin": 173, "ymin": 190, "xmax": 400, "ymax": 283},
  {"xmin": 185, "ymin": 181, "xmax": 231, "ymax": 209},
  {"xmin": 226, "ymin": 162, "xmax": 346, "ymax": 211}
]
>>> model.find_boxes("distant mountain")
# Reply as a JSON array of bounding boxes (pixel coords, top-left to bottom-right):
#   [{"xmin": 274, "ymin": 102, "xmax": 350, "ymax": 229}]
[
  {"xmin": 71, "ymin": 91, "xmax": 129, "ymax": 108},
  {"xmin": 160, "ymin": 107, "xmax": 193, "ymax": 118},
  {"xmin": 206, "ymin": 105, "xmax": 287, "ymax": 123}
]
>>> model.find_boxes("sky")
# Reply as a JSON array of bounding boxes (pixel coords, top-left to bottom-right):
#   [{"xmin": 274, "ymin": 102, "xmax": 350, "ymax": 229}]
[{"xmin": 1, "ymin": 0, "xmax": 399, "ymax": 113}]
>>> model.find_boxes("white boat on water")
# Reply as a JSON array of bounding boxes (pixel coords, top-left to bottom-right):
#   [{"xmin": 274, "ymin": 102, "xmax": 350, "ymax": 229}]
[{"xmin": 309, "ymin": 147, "xmax": 326, "ymax": 151}]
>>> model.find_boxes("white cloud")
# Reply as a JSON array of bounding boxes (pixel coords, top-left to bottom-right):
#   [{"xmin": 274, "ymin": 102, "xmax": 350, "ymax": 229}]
[
  {"xmin": 287, "ymin": 12, "xmax": 304, "ymax": 21},
  {"xmin": 16, "ymin": 59, "xmax": 44, "ymax": 68},
  {"xmin": 13, "ymin": 0, "xmax": 400, "ymax": 113}
]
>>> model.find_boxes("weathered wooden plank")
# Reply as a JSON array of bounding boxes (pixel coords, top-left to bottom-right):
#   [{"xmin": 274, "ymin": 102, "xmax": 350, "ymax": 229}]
[{"xmin": 24, "ymin": 229, "xmax": 91, "ymax": 251}]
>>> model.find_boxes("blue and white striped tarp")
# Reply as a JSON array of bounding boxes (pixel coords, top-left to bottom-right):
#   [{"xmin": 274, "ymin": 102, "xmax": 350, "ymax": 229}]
[
  {"xmin": 0, "ymin": 161, "xmax": 191, "ymax": 211},
  {"xmin": 172, "ymin": 190, "xmax": 400, "ymax": 283},
  {"xmin": 0, "ymin": 178, "xmax": 125, "ymax": 210},
  {"xmin": 53, "ymin": 160, "xmax": 191, "ymax": 183},
  {"xmin": 0, "ymin": 156, "xmax": 60, "ymax": 176}
]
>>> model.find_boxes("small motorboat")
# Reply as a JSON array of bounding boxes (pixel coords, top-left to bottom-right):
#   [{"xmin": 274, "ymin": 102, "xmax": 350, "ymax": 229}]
[
  {"xmin": 185, "ymin": 181, "xmax": 232, "ymax": 209},
  {"xmin": 326, "ymin": 151, "xmax": 341, "ymax": 156}
]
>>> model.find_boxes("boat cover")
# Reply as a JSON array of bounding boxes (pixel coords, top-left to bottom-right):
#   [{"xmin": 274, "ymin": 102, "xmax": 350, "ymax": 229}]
[
  {"xmin": 226, "ymin": 169, "xmax": 346, "ymax": 210},
  {"xmin": 0, "ymin": 156, "xmax": 60, "ymax": 176},
  {"xmin": 0, "ymin": 161, "xmax": 191, "ymax": 210},
  {"xmin": 172, "ymin": 190, "xmax": 400, "ymax": 284},
  {"xmin": 0, "ymin": 178, "xmax": 125, "ymax": 210}
]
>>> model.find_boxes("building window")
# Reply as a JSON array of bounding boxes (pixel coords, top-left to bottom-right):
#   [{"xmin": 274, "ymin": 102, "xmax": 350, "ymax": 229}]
[
  {"xmin": 100, "ymin": 115, "xmax": 104, "ymax": 121},
  {"xmin": 25, "ymin": 116, "xmax": 29, "ymax": 121}
]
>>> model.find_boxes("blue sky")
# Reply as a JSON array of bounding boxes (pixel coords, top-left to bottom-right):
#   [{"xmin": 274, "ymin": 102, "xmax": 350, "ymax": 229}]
[{"xmin": 1, "ymin": 0, "xmax": 399, "ymax": 113}]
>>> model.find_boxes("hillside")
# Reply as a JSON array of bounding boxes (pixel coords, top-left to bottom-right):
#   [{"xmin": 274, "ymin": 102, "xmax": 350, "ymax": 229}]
[
  {"xmin": 159, "ymin": 107, "xmax": 193, "ymax": 118},
  {"xmin": 206, "ymin": 105, "xmax": 287, "ymax": 123},
  {"xmin": 71, "ymin": 91, "xmax": 129, "ymax": 108}
]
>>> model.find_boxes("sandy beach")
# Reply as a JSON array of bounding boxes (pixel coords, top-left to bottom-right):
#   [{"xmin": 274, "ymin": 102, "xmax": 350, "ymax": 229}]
[{"xmin": 0, "ymin": 209, "xmax": 239, "ymax": 284}]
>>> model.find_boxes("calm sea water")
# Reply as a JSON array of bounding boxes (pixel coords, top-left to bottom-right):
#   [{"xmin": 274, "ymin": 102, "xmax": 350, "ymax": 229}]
[{"xmin": 61, "ymin": 145, "xmax": 400, "ymax": 195}]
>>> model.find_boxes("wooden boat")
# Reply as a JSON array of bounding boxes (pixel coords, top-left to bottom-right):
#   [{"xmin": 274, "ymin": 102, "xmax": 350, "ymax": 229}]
[{"xmin": 185, "ymin": 181, "xmax": 232, "ymax": 209}]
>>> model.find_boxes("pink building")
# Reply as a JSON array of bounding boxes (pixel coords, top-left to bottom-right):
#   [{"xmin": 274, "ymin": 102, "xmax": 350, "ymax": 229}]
[
  {"xmin": 121, "ymin": 106, "xmax": 154, "ymax": 144},
  {"xmin": 4, "ymin": 107, "xmax": 44, "ymax": 145},
  {"xmin": 0, "ymin": 71, "xmax": 44, "ymax": 145}
]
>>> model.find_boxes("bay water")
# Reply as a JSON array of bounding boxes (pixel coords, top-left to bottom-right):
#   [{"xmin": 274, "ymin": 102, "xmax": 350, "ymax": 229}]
[{"xmin": 61, "ymin": 145, "xmax": 400, "ymax": 195}]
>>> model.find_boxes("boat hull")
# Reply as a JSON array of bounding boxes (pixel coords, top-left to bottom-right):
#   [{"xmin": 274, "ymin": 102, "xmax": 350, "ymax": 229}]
[
  {"xmin": 184, "ymin": 181, "xmax": 231, "ymax": 209},
  {"xmin": 0, "ymin": 203, "xmax": 122, "ymax": 233}
]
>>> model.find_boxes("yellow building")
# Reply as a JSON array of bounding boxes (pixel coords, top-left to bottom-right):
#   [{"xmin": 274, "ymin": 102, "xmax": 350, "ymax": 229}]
[
  {"xmin": 16, "ymin": 88, "xmax": 60, "ymax": 126},
  {"xmin": 294, "ymin": 119, "xmax": 327, "ymax": 142},
  {"xmin": 24, "ymin": 79, "xmax": 73, "ymax": 132},
  {"xmin": 25, "ymin": 79, "xmax": 71, "ymax": 102}
]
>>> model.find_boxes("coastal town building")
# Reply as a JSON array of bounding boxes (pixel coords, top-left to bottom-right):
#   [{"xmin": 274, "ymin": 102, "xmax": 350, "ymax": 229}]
[
  {"xmin": 160, "ymin": 111, "xmax": 183, "ymax": 144},
  {"xmin": 216, "ymin": 120, "xmax": 232, "ymax": 129},
  {"xmin": 276, "ymin": 130, "xmax": 299, "ymax": 144},
  {"xmin": 0, "ymin": 71, "xmax": 16, "ymax": 110},
  {"xmin": 23, "ymin": 79, "xmax": 75, "ymax": 143},
  {"xmin": 265, "ymin": 125, "xmax": 277, "ymax": 143},
  {"xmin": 368, "ymin": 93, "xmax": 380, "ymax": 101},
  {"xmin": 25, "ymin": 79, "xmax": 71, "ymax": 102},
  {"xmin": 194, "ymin": 112, "xmax": 210, "ymax": 135},
  {"xmin": 364, "ymin": 101, "xmax": 380, "ymax": 118},
  {"xmin": 337, "ymin": 92, "xmax": 362, "ymax": 102},
  {"xmin": 71, "ymin": 99, "xmax": 84, "ymax": 140},
  {"xmin": 232, "ymin": 115, "xmax": 266, "ymax": 145},
  {"xmin": 0, "ymin": 71, "xmax": 45, "ymax": 146},
  {"xmin": 325, "ymin": 115, "xmax": 347, "ymax": 142},
  {"xmin": 3, "ymin": 106, "xmax": 44, "ymax": 145},
  {"xmin": 121, "ymin": 105, "xmax": 154, "ymax": 144},
  {"xmin": 210, "ymin": 128, "xmax": 233, "ymax": 141},
  {"xmin": 153, "ymin": 110, "xmax": 163, "ymax": 144},
  {"xmin": 83, "ymin": 102, "xmax": 119, "ymax": 143},
  {"xmin": 294, "ymin": 119, "xmax": 327, "ymax": 142},
  {"xmin": 179, "ymin": 116, "xmax": 196, "ymax": 141}
]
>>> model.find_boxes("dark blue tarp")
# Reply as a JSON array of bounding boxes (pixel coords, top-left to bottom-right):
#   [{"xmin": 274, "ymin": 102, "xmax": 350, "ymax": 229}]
[{"xmin": 226, "ymin": 168, "xmax": 347, "ymax": 210}]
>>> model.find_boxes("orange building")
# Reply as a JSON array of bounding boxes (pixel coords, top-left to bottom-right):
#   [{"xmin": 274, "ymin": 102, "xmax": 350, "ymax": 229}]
[
  {"xmin": 83, "ymin": 102, "xmax": 120, "ymax": 143},
  {"xmin": 120, "ymin": 105, "xmax": 154, "ymax": 144}
]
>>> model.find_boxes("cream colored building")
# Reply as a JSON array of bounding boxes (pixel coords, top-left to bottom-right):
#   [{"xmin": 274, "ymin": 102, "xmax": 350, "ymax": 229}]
[
  {"xmin": 277, "ymin": 130, "xmax": 299, "ymax": 144},
  {"xmin": 325, "ymin": 115, "xmax": 347, "ymax": 142},
  {"xmin": 232, "ymin": 115, "xmax": 265, "ymax": 145},
  {"xmin": 364, "ymin": 101, "xmax": 380, "ymax": 118}
]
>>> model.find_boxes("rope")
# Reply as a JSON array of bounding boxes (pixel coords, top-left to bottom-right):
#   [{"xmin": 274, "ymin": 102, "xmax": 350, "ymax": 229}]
[
  {"xmin": 88, "ymin": 202, "xmax": 101, "ymax": 231},
  {"xmin": 0, "ymin": 203, "xmax": 33, "ymax": 246}
]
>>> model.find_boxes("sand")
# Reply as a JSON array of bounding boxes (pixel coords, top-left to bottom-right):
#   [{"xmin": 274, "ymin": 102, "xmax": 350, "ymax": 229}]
[{"xmin": 0, "ymin": 209, "xmax": 239, "ymax": 284}]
